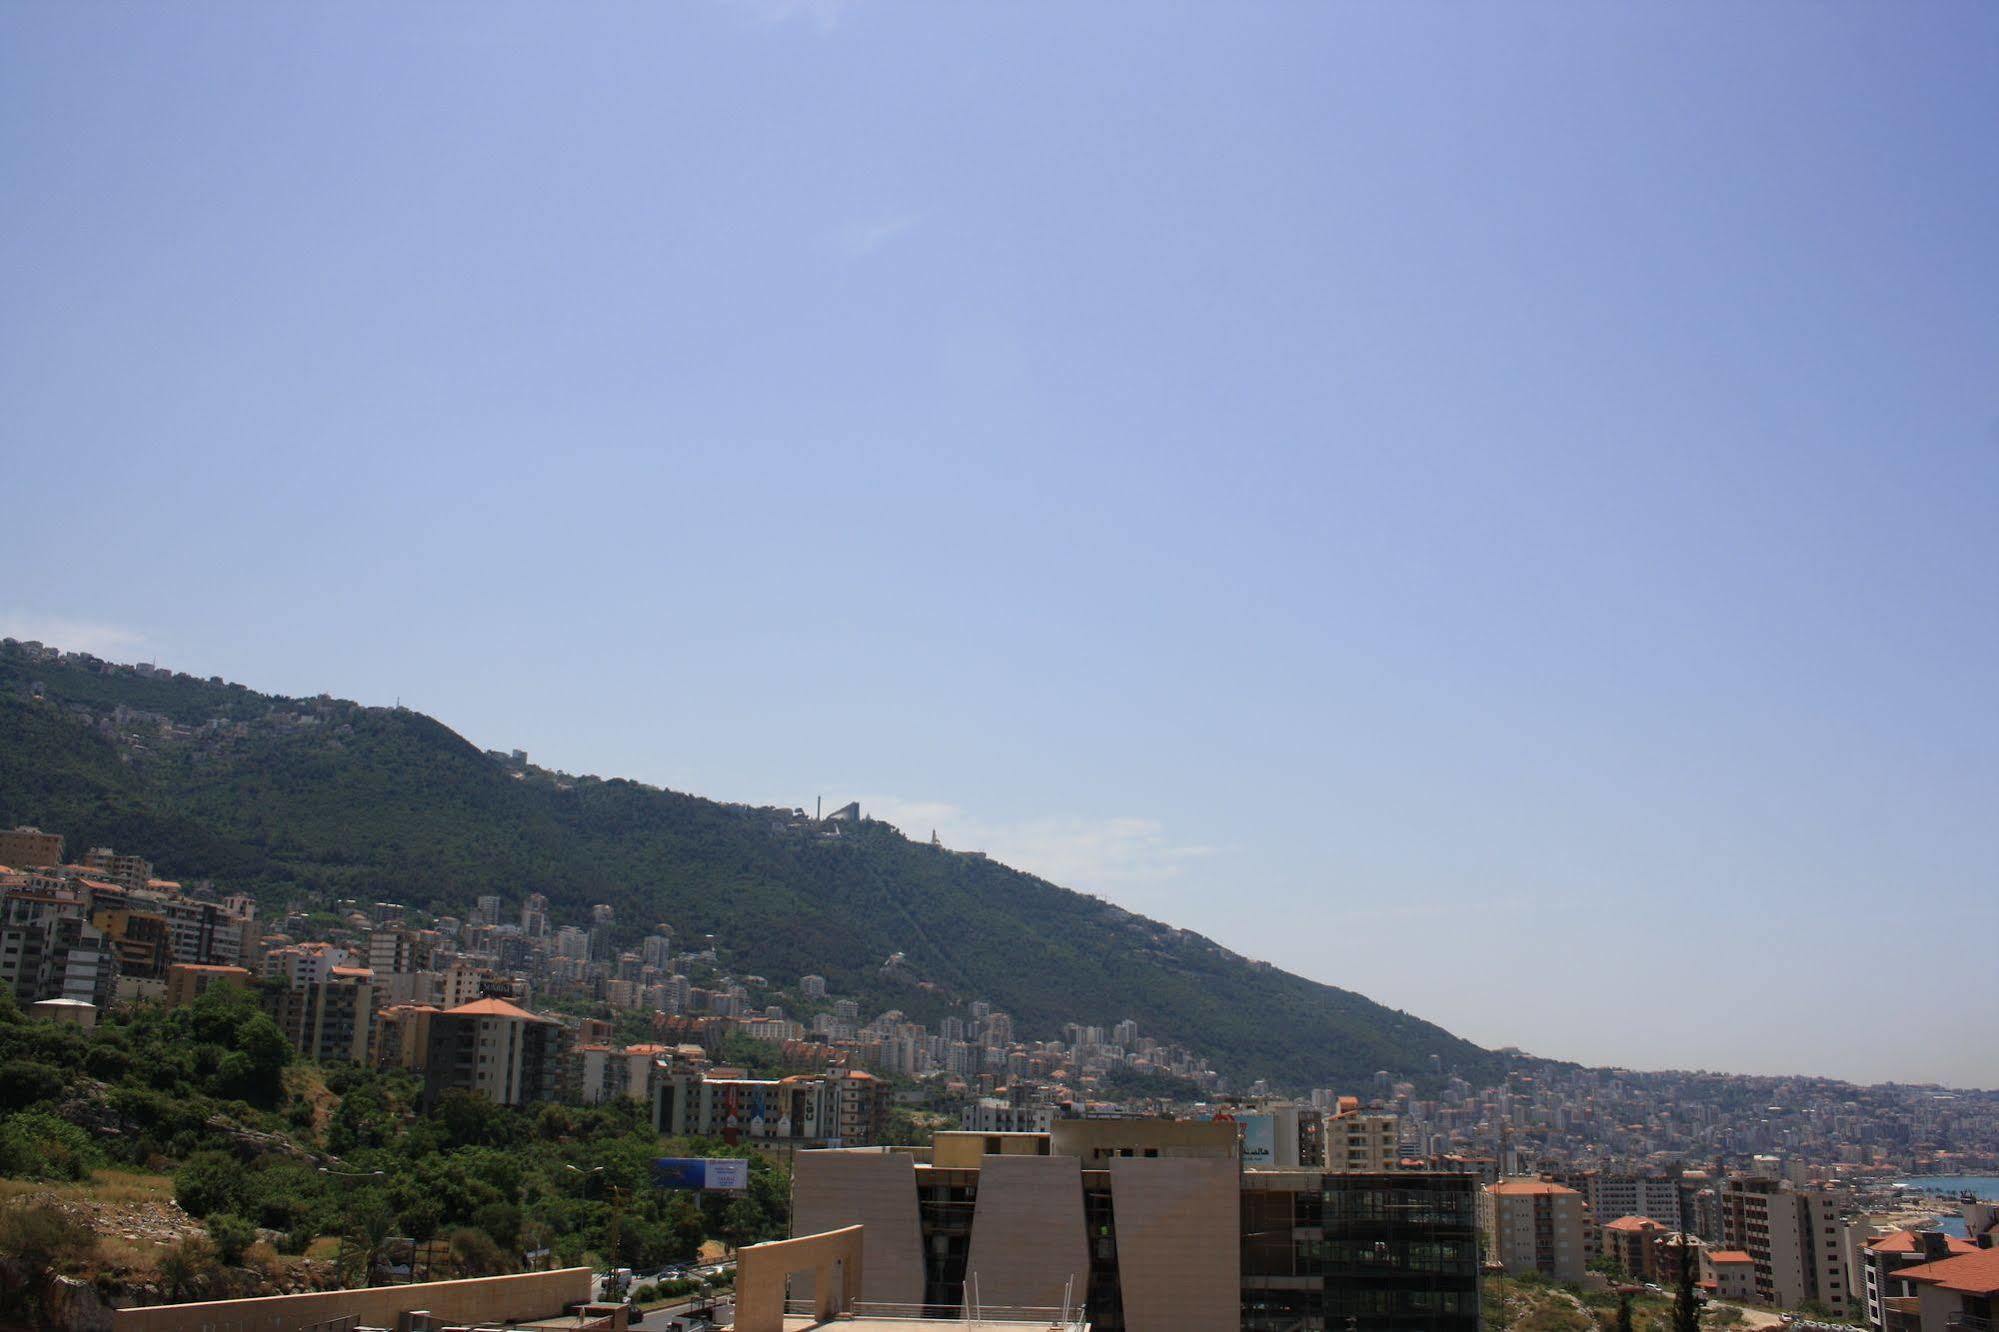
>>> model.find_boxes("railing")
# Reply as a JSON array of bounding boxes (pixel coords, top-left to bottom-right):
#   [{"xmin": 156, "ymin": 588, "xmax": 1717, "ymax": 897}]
[
  {"xmin": 781, "ymin": 1297, "xmax": 1087, "ymax": 1328},
  {"xmin": 1944, "ymin": 1314, "xmax": 1993, "ymax": 1332}
]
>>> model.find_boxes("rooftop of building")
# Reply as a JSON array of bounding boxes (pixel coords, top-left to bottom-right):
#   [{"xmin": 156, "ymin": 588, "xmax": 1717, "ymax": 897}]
[
  {"xmin": 442, "ymin": 996, "xmax": 558, "ymax": 1022},
  {"xmin": 1867, "ymin": 1230, "xmax": 1979, "ymax": 1257},
  {"xmin": 1892, "ymin": 1246, "xmax": 1999, "ymax": 1297},
  {"xmin": 1489, "ymin": 1179, "xmax": 1581, "ymax": 1197},
  {"xmin": 1605, "ymin": 1215, "xmax": 1669, "ymax": 1231},
  {"xmin": 1708, "ymin": 1250, "xmax": 1755, "ymax": 1264}
]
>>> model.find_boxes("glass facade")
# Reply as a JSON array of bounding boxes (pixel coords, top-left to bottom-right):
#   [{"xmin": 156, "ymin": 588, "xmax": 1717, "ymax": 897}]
[{"xmin": 1322, "ymin": 1174, "xmax": 1482, "ymax": 1332}]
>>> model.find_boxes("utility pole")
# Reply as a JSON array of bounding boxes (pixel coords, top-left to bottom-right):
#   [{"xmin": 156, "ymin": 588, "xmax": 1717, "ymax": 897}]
[{"xmin": 318, "ymin": 1167, "xmax": 386, "ymax": 1289}]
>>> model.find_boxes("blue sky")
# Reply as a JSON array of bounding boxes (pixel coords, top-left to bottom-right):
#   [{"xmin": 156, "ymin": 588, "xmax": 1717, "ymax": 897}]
[{"xmin": 4, "ymin": 2, "xmax": 1996, "ymax": 1086}]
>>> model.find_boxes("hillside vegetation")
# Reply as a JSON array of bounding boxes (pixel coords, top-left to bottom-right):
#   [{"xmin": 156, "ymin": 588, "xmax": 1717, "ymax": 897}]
[{"xmin": 0, "ymin": 642, "xmax": 1502, "ymax": 1090}]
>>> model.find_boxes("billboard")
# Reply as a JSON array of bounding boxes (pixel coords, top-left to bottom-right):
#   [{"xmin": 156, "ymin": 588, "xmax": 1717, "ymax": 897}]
[
  {"xmin": 1239, "ymin": 1114, "xmax": 1276, "ymax": 1167},
  {"xmin": 653, "ymin": 1157, "xmax": 751, "ymax": 1191}
]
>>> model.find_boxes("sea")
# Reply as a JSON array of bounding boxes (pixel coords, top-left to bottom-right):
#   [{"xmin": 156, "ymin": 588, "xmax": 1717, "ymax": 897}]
[{"xmin": 1894, "ymin": 1176, "xmax": 1999, "ymax": 1236}]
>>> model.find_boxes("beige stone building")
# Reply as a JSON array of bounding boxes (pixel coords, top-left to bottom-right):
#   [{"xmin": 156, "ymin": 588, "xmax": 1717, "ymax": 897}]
[
  {"xmin": 1720, "ymin": 1176, "xmax": 1854, "ymax": 1315},
  {"xmin": 1484, "ymin": 1178, "xmax": 1587, "ymax": 1283}
]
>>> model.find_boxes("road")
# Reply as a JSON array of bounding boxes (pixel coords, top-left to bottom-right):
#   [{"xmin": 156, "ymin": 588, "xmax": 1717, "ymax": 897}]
[{"xmin": 628, "ymin": 1295, "xmax": 735, "ymax": 1330}]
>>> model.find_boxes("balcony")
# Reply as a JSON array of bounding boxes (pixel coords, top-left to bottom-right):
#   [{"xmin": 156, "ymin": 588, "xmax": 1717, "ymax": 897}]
[{"xmin": 1944, "ymin": 1315, "xmax": 1993, "ymax": 1332}]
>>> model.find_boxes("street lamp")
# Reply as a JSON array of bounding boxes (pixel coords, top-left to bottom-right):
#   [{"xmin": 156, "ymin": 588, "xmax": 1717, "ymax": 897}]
[
  {"xmin": 319, "ymin": 1167, "xmax": 387, "ymax": 1288},
  {"xmin": 566, "ymin": 1166, "xmax": 626, "ymax": 1291}
]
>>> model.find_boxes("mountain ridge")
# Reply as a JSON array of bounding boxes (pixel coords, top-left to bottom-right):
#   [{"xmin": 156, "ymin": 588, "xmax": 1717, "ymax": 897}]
[{"xmin": 0, "ymin": 640, "xmax": 1508, "ymax": 1092}]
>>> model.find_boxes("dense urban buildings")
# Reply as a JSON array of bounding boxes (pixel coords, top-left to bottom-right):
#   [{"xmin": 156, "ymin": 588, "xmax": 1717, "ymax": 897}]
[{"xmin": 5, "ymin": 794, "xmax": 1999, "ymax": 1330}]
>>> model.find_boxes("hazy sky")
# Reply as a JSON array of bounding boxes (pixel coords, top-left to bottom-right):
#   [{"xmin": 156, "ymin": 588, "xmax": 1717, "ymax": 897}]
[{"xmin": 5, "ymin": 3, "xmax": 1996, "ymax": 1087}]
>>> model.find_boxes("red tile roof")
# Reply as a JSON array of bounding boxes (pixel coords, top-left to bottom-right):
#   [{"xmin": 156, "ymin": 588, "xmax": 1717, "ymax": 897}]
[
  {"xmin": 443, "ymin": 997, "xmax": 555, "ymax": 1022},
  {"xmin": 1708, "ymin": 1250, "xmax": 1755, "ymax": 1264},
  {"xmin": 1605, "ymin": 1216, "xmax": 1667, "ymax": 1232},
  {"xmin": 1892, "ymin": 1247, "xmax": 1999, "ymax": 1298},
  {"xmin": 1867, "ymin": 1230, "xmax": 1978, "ymax": 1257}
]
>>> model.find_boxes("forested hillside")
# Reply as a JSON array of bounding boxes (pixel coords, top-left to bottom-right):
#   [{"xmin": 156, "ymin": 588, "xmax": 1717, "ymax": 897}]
[{"xmin": 0, "ymin": 641, "xmax": 1503, "ymax": 1091}]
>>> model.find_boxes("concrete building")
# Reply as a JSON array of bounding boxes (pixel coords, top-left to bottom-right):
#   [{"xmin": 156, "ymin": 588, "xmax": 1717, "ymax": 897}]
[
  {"xmin": 164, "ymin": 962, "xmax": 252, "ymax": 1007},
  {"xmin": 1324, "ymin": 1110, "xmax": 1402, "ymax": 1173},
  {"xmin": 1862, "ymin": 1232, "xmax": 1979, "ymax": 1332},
  {"xmin": 0, "ymin": 889, "xmax": 117, "ymax": 1008},
  {"xmin": 789, "ymin": 1126, "xmax": 1478, "ymax": 1332},
  {"xmin": 963, "ymin": 1097, "xmax": 1055, "ymax": 1135},
  {"xmin": 80, "ymin": 847, "xmax": 153, "ymax": 892},
  {"xmin": 270, "ymin": 965, "xmax": 374, "ymax": 1064},
  {"xmin": 1484, "ymin": 1179, "xmax": 1587, "ymax": 1283},
  {"xmin": 654, "ymin": 1067, "xmax": 890, "ymax": 1146},
  {"xmin": 421, "ymin": 996, "xmax": 564, "ymax": 1107},
  {"xmin": 1883, "ymin": 1245, "xmax": 1999, "ymax": 1332},
  {"xmin": 1570, "ymin": 1172, "xmax": 1686, "ymax": 1230},
  {"xmin": 1706, "ymin": 1248, "xmax": 1758, "ymax": 1303},
  {"xmin": 1721, "ymin": 1176, "xmax": 1855, "ymax": 1315},
  {"xmin": 1604, "ymin": 1215, "xmax": 1672, "ymax": 1280},
  {"xmin": 0, "ymin": 826, "xmax": 64, "ymax": 870}
]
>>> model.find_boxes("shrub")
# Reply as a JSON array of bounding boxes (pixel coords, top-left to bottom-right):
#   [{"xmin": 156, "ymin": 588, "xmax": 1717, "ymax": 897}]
[
  {"xmin": 0, "ymin": 1109, "xmax": 100, "ymax": 1180},
  {"xmin": 206, "ymin": 1212, "xmax": 258, "ymax": 1265},
  {"xmin": 174, "ymin": 1150, "xmax": 248, "ymax": 1219},
  {"xmin": 0, "ymin": 1059, "xmax": 65, "ymax": 1111}
]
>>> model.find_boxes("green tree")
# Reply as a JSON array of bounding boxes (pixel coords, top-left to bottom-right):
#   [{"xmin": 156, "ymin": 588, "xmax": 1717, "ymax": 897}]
[
  {"xmin": 0, "ymin": 1059, "xmax": 65, "ymax": 1111},
  {"xmin": 1674, "ymin": 1236, "xmax": 1701, "ymax": 1332},
  {"xmin": 0, "ymin": 1109, "xmax": 99, "ymax": 1180},
  {"xmin": 157, "ymin": 1235, "xmax": 220, "ymax": 1302},
  {"xmin": 1617, "ymin": 1294, "xmax": 1635, "ymax": 1332},
  {"xmin": 175, "ymin": 1150, "xmax": 248, "ymax": 1219},
  {"xmin": 206, "ymin": 1213, "xmax": 258, "ymax": 1265}
]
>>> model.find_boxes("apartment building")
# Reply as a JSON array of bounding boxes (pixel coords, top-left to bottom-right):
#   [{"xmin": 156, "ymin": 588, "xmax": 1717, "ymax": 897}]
[
  {"xmin": 420, "ymin": 996, "xmax": 564, "ymax": 1108},
  {"xmin": 0, "ymin": 826, "xmax": 64, "ymax": 869},
  {"xmin": 1861, "ymin": 1232, "xmax": 1979, "ymax": 1332},
  {"xmin": 653, "ymin": 1066, "xmax": 890, "ymax": 1146},
  {"xmin": 1566, "ymin": 1172, "xmax": 1686, "ymax": 1230},
  {"xmin": 269, "ymin": 964, "xmax": 374, "ymax": 1063},
  {"xmin": 963, "ymin": 1097, "xmax": 1055, "ymax": 1134},
  {"xmin": 1484, "ymin": 1179, "xmax": 1587, "ymax": 1283},
  {"xmin": 373, "ymin": 1003, "xmax": 438, "ymax": 1070},
  {"xmin": 1720, "ymin": 1176, "xmax": 1854, "ymax": 1315},
  {"xmin": 164, "ymin": 962, "xmax": 252, "ymax": 1007},
  {"xmin": 0, "ymin": 887, "xmax": 117, "ymax": 1007},
  {"xmin": 1604, "ymin": 1215, "xmax": 1672, "ymax": 1280},
  {"xmin": 80, "ymin": 847, "xmax": 153, "ymax": 893},
  {"xmin": 569, "ymin": 1042, "xmax": 667, "ymax": 1106},
  {"xmin": 1325, "ymin": 1110, "xmax": 1402, "ymax": 1173},
  {"xmin": 1706, "ymin": 1248, "xmax": 1758, "ymax": 1302},
  {"xmin": 1882, "ymin": 1244, "xmax": 1999, "ymax": 1332}
]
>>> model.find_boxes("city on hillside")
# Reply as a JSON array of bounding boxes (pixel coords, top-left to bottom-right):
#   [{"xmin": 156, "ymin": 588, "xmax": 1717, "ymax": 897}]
[{"xmin": 4, "ymin": 793, "xmax": 1996, "ymax": 1332}]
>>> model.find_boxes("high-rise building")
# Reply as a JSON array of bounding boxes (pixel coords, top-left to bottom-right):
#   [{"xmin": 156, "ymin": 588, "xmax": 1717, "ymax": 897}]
[
  {"xmin": 800, "ymin": 974, "xmax": 828, "ymax": 1000},
  {"xmin": 1484, "ymin": 1179, "xmax": 1587, "ymax": 1283},
  {"xmin": 269, "ymin": 965, "xmax": 375, "ymax": 1064},
  {"xmin": 420, "ymin": 997, "xmax": 563, "ymax": 1107},
  {"xmin": 1720, "ymin": 1176, "xmax": 1854, "ymax": 1316}
]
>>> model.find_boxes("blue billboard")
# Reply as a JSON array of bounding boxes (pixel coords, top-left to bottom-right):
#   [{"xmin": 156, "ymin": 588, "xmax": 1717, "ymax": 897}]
[{"xmin": 653, "ymin": 1157, "xmax": 750, "ymax": 1191}]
